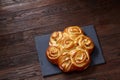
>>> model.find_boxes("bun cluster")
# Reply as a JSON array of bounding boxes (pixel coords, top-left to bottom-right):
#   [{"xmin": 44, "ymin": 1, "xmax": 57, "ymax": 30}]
[{"xmin": 46, "ymin": 26, "xmax": 94, "ymax": 72}]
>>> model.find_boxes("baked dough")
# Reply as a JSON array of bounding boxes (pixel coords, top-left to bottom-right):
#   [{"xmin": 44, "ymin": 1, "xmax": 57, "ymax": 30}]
[{"xmin": 46, "ymin": 26, "xmax": 94, "ymax": 72}]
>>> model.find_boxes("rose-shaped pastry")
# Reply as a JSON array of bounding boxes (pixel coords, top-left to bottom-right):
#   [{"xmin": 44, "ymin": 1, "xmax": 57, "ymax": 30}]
[
  {"xmin": 46, "ymin": 46, "xmax": 61, "ymax": 64},
  {"xmin": 64, "ymin": 26, "xmax": 83, "ymax": 40},
  {"xmin": 61, "ymin": 38, "xmax": 74, "ymax": 50},
  {"xmin": 71, "ymin": 49, "xmax": 90, "ymax": 71},
  {"xmin": 76, "ymin": 35, "xmax": 94, "ymax": 54},
  {"xmin": 46, "ymin": 26, "xmax": 94, "ymax": 72},
  {"xmin": 49, "ymin": 31, "xmax": 63, "ymax": 46},
  {"xmin": 58, "ymin": 52, "xmax": 73, "ymax": 72}
]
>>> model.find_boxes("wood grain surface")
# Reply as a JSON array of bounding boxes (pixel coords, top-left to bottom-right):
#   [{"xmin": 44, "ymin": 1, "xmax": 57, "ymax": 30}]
[{"xmin": 0, "ymin": 0, "xmax": 120, "ymax": 80}]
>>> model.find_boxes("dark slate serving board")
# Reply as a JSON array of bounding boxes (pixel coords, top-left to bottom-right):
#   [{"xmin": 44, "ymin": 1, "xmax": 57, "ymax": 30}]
[{"xmin": 34, "ymin": 25, "xmax": 105, "ymax": 77}]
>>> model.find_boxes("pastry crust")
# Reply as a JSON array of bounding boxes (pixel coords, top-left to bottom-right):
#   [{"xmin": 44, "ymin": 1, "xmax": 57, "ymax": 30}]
[{"xmin": 46, "ymin": 26, "xmax": 94, "ymax": 72}]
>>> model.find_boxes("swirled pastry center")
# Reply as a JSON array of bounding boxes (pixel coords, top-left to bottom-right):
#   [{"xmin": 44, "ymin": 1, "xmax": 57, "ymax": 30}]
[{"xmin": 46, "ymin": 26, "xmax": 94, "ymax": 72}]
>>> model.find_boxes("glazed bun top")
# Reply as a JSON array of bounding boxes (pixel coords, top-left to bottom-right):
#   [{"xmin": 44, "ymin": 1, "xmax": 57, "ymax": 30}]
[{"xmin": 46, "ymin": 26, "xmax": 94, "ymax": 72}]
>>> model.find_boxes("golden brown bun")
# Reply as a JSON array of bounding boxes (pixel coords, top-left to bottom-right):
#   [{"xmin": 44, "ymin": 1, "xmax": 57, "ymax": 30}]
[{"xmin": 46, "ymin": 26, "xmax": 94, "ymax": 72}]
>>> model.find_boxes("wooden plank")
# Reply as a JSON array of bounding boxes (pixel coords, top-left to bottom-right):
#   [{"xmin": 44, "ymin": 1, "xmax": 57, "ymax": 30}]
[
  {"xmin": 0, "ymin": 0, "xmax": 39, "ymax": 6},
  {"xmin": 0, "ymin": 0, "xmax": 93, "ymax": 35},
  {"xmin": 0, "ymin": 41, "xmax": 36, "ymax": 57},
  {"xmin": 95, "ymin": 24, "xmax": 120, "ymax": 37},
  {"xmin": 0, "ymin": 63, "xmax": 43, "ymax": 80},
  {"xmin": 0, "ymin": 0, "xmax": 68, "ymax": 14},
  {"xmin": 0, "ymin": 0, "xmax": 53, "ymax": 7},
  {"xmin": 0, "ymin": 24, "xmax": 119, "ymax": 47},
  {"xmin": 0, "ymin": 0, "xmax": 119, "ymax": 36},
  {"xmin": 0, "ymin": 51, "xmax": 38, "ymax": 70}
]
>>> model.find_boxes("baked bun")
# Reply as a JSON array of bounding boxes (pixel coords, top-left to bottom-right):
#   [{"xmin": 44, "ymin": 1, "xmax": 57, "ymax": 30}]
[{"xmin": 46, "ymin": 26, "xmax": 94, "ymax": 72}]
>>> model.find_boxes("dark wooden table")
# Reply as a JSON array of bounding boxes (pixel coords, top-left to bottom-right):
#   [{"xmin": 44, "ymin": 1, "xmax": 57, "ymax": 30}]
[{"xmin": 0, "ymin": 0, "xmax": 120, "ymax": 80}]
